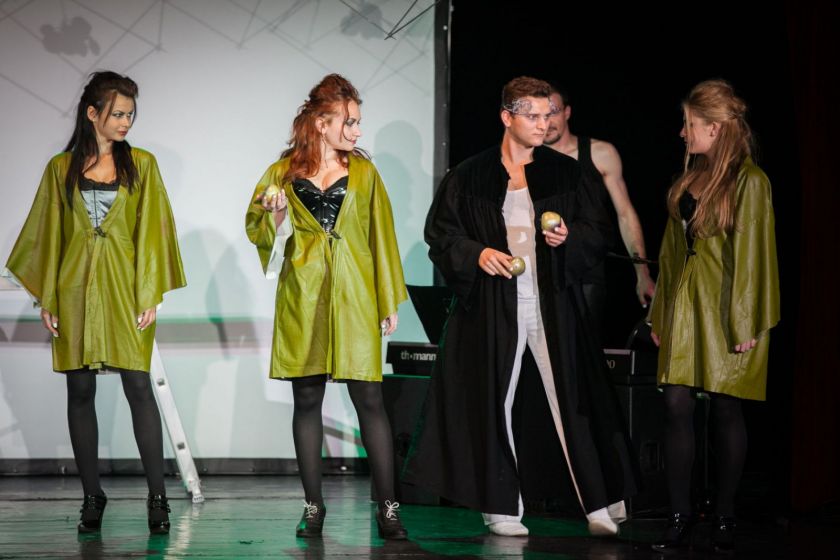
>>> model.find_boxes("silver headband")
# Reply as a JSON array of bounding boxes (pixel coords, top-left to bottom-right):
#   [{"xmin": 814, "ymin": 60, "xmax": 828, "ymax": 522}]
[{"xmin": 502, "ymin": 97, "xmax": 559, "ymax": 115}]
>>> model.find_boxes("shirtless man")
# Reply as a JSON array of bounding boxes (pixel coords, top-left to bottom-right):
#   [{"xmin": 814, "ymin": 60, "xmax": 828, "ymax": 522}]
[{"xmin": 544, "ymin": 85, "xmax": 655, "ymax": 332}]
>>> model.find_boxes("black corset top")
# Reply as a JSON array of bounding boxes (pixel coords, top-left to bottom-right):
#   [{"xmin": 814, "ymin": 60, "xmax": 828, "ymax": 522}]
[
  {"xmin": 292, "ymin": 176, "xmax": 348, "ymax": 233},
  {"xmin": 679, "ymin": 191, "xmax": 698, "ymax": 252}
]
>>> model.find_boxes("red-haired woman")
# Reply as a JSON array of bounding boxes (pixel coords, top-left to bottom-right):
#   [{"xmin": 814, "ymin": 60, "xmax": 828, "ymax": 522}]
[
  {"xmin": 245, "ymin": 74, "xmax": 408, "ymax": 540},
  {"xmin": 649, "ymin": 80, "xmax": 780, "ymax": 554}
]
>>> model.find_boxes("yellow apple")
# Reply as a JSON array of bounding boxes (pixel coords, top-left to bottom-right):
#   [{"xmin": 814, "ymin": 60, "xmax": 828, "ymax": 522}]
[
  {"xmin": 263, "ymin": 184, "xmax": 281, "ymax": 198},
  {"xmin": 541, "ymin": 211, "xmax": 562, "ymax": 232},
  {"xmin": 510, "ymin": 257, "xmax": 526, "ymax": 277}
]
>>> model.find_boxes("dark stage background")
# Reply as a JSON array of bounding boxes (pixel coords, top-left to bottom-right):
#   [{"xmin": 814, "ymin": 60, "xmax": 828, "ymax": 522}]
[{"xmin": 443, "ymin": 0, "xmax": 838, "ymax": 515}]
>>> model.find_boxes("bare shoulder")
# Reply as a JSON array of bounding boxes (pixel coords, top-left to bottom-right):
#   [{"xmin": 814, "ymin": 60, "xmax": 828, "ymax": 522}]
[
  {"xmin": 590, "ymin": 138, "xmax": 621, "ymax": 163},
  {"xmin": 589, "ymin": 138, "xmax": 622, "ymax": 175}
]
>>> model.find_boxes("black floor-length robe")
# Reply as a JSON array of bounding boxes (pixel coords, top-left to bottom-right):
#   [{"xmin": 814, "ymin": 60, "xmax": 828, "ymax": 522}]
[{"xmin": 403, "ymin": 145, "xmax": 640, "ymax": 515}]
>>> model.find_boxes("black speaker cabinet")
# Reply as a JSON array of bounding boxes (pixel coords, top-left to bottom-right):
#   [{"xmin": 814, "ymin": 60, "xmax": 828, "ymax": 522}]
[
  {"xmin": 613, "ymin": 383, "xmax": 669, "ymax": 513},
  {"xmin": 379, "ymin": 374, "xmax": 439, "ymax": 505}
]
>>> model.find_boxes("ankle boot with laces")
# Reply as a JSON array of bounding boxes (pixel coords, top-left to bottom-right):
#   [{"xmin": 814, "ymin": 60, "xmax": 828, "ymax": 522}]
[
  {"xmin": 296, "ymin": 500, "xmax": 326, "ymax": 537},
  {"xmin": 376, "ymin": 499, "xmax": 408, "ymax": 540}
]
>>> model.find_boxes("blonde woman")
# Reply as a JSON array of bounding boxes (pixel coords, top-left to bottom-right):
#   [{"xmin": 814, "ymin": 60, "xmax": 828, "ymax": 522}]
[{"xmin": 649, "ymin": 80, "xmax": 780, "ymax": 554}]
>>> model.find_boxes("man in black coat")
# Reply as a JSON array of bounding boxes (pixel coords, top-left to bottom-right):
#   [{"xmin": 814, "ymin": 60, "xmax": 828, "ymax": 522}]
[{"xmin": 404, "ymin": 76, "xmax": 639, "ymax": 537}]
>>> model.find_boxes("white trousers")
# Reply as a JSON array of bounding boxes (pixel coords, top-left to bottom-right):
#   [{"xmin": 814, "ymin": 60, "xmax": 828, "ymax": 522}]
[{"xmin": 482, "ymin": 297, "xmax": 626, "ymax": 525}]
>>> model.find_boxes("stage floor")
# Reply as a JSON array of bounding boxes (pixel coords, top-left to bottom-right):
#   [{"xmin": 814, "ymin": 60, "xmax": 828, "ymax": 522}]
[{"xmin": 0, "ymin": 475, "xmax": 833, "ymax": 559}]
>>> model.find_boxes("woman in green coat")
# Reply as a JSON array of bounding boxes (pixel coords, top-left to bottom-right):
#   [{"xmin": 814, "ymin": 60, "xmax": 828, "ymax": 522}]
[
  {"xmin": 649, "ymin": 80, "xmax": 780, "ymax": 554},
  {"xmin": 4, "ymin": 72, "xmax": 185, "ymax": 534},
  {"xmin": 245, "ymin": 74, "xmax": 408, "ymax": 539}
]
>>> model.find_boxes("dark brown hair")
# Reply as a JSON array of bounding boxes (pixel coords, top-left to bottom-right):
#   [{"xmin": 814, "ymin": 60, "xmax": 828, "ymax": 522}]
[{"xmin": 64, "ymin": 71, "xmax": 139, "ymax": 206}]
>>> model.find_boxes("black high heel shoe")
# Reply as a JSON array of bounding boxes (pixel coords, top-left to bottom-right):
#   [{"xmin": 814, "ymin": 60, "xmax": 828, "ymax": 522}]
[
  {"xmin": 376, "ymin": 500, "xmax": 408, "ymax": 540},
  {"xmin": 147, "ymin": 494, "xmax": 171, "ymax": 535},
  {"xmin": 651, "ymin": 512, "xmax": 693, "ymax": 552},
  {"xmin": 296, "ymin": 501, "xmax": 326, "ymax": 537},
  {"xmin": 712, "ymin": 515, "xmax": 736, "ymax": 555},
  {"xmin": 77, "ymin": 494, "xmax": 107, "ymax": 533}
]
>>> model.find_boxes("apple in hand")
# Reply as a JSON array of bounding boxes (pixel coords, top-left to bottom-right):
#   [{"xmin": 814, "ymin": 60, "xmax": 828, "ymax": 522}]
[
  {"xmin": 541, "ymin": 211, "xmax": 562, "ymax": 232},
  {"xmin": 510, "ymin": 257, "xmax": 526, "ymax": 277}
]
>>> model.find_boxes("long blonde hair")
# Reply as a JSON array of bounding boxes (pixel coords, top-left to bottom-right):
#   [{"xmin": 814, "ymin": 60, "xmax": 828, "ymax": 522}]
[{"xmin": 667, "ymin": 79, "xmax": 753, "ymax": 237}]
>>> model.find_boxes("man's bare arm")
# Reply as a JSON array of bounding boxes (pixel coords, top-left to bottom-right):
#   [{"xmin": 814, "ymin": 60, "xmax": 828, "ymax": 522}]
[{"xmin": 591, "ymin": 140, "xmax": 655, "ymax": 305}]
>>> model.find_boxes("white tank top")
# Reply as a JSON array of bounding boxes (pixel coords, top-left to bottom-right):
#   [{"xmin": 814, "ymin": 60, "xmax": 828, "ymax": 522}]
[{"xmin": 502, "ymin": 187, "xmax": 538, "ymax": 299}]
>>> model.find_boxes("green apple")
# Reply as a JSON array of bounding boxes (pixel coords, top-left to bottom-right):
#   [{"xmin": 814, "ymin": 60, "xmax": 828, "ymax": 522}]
[
  {"xmin": 510, "ymin": 256, "xmax": 526, "ymax": 277},
  {"xmin": 541, "ymin": 211, "xmax": 562, "ymax": 232},
  {"xmin": 263, "ymin": 184, "xmax": 281, "ymax": 198}
]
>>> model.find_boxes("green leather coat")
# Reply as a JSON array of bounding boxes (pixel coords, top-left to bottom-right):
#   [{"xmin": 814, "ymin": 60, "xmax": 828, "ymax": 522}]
[
  {"xmin": 6, "ymin": 149, "xmax": 186, "ymax": 372},
  {"xmin": 246, "ymin": 155, "xmax": 407, "ymax": 381},
  {"xmin": 649, "ymin": 159, "xmax": 780, "ymax": 400}
]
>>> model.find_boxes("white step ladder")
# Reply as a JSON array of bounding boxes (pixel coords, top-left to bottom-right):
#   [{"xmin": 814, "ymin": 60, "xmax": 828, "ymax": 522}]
[{"xmin": 149, "ymin": 341, "xmax": 204, "ymax": 503}]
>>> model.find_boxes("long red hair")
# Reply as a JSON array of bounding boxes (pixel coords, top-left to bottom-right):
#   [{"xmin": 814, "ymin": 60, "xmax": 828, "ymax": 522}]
[{"xmin": 281, "ymin": 74, "xmax": 368, "ymax": 183}]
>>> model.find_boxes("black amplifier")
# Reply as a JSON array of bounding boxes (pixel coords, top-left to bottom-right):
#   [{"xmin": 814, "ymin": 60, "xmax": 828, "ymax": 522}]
[
  {"xmin": 604, "ymin": 349, "xmax": 657, "ymax": 385},
  {"xmin": 385, "ymin": 342, "xmax": 439, "ymax": 375},
  {"xmin": 387, "ymin": 344, "xmax": 657, "ymax": 381}
]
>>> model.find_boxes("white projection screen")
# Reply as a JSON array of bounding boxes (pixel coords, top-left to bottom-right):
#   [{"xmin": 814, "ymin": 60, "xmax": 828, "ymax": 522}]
[{"xmin": 0, "ymin": 1, "xmax": 436, "ymax": 466}]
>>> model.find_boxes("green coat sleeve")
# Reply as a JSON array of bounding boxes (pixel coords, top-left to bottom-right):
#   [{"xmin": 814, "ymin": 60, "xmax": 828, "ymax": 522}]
[
  {"xmin": 727, "ymin": 166, "xmax": 780, "ymax": 345},
  {"xmin": 369, "ymin": 167, "xmax": 408, "ymax": 321},
  {"xmin": 5, "ymin": 156, "xmax": 65, "ymax": 316},
  {"xmin": 245, "ymin": 164, "xmax": 281, "ymax": 275},
  {"xmin": 133, "ymin": 152, "xmax": 186, "ymax": 313}
]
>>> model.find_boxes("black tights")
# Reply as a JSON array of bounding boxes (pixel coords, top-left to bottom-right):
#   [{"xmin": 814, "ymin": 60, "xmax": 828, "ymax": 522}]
[
  {"xmin": 291, "ymin": 376, "xmax": 395, "ymax": 505},
  {"xmin": 663, "ymin": 385, "xmax": 747, "ymax": 516},
  {"xmin": 66, "ymin": 370, "xmax": 165, "ymax": 497}
]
